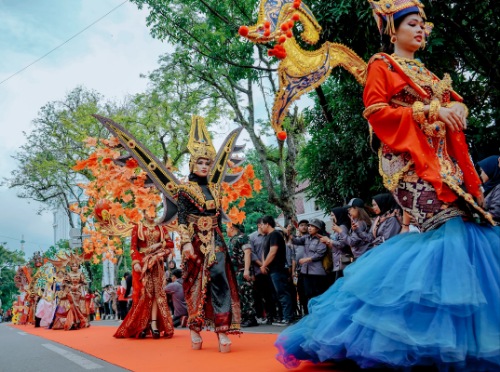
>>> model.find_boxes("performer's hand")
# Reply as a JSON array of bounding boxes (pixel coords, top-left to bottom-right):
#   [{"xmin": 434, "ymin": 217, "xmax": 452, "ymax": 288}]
[
  {"xmin": 438, "ymin": 106, "xmax": 466, "ymax": 132},
  {"xmin": 243, "ymin": 269, "xmax": 251, "ymax": 281},
  {"xmin": 149, "ymin": 242, "xmax": 162, "ymax": 251},
  {"xmin": 133, "ymin": 263, "xmax": 141, "ymax": 272},
  {"xmin": 182, "ymin": 243, "xmax": 195, "ymax": 260}
]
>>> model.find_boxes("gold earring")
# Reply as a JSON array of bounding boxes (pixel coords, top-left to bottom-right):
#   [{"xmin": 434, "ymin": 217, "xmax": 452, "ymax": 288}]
[{"xmin": 390, "ymin": 35, "xmax": 397, "ymax": 44}]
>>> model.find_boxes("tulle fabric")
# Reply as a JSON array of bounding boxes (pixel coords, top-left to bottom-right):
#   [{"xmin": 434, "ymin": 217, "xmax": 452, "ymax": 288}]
[{"xmin": 275, "ymin": 218, "xmax": 500, "ymax": 371}]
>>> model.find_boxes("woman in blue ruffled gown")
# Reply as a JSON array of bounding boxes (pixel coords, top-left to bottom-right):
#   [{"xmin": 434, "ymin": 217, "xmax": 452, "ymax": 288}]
[{"xmin": 275, "ymin": 1, "xmax": 500, "ymax": 370}]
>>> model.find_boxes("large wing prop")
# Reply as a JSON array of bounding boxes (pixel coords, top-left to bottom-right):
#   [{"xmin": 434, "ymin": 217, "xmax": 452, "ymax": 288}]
[
  {"xmin": 209, "ymin": 126, "xmax": 245, "ymax": 193},
  {"xmin": 93, "ymin": 115, "xmax": 179, "ymax": 224},
  {"xmin": 239, "ymin": 0, "xmax": 367, "ymax": 134}
]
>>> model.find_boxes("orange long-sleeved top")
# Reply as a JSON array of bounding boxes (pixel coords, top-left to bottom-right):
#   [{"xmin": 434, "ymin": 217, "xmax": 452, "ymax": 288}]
[{"xmin": 363, "ymin": 53, "xmax": 481, "ymax": 202}]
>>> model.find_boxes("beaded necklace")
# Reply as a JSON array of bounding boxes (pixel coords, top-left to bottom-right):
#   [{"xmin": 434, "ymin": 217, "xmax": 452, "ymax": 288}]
[{"xmin": 391, "ymin": 54, "xmax": 433, "ymax": 85}]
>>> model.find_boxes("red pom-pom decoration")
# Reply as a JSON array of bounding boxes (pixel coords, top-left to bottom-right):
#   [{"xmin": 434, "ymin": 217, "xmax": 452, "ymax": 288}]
[
  {"xmin": 273, "ymin": 45, "xmax": 287, "ymax": 59},
  {"xmin": 280, "ymin": 23, "xmax": 289, "ymax": 32},
  {"xmin": 278, "ymin": 35, "xmax": 287, "ymax": 44},
  {"xmin": 264, "ymin": 21, "xmax": 271, "ymax": 29},
  {"xmin": 288, "ymin": 20, "xmax": 295, "ymax": 28},
  {"xmin": 277, "ymin": 131, "xmax": 287, "ymax": 141},
  {"xmin": 293, "ymin": 0, "xmax": 301, "ymax": 9},
  {"xmin": 264, "ymin": 29, "xmax": 271, "ymax": 37},
  {"xmin": 94, "ymin": 199, "xmax": 111, "ymax": 222},
  {"xmin": 286, "ymin": 30, "xmax": 293, "ymax": 38},
  {"xmin": 238, "ymin": 25, "xmax": 249, "ymax": 37},
  {"xmin": 268, "ymin": 49, "xmax": 275, "ymax": 56},
  {"xmin": 292, "ymin": 13, "xmax": 300, "ymax": 21}
]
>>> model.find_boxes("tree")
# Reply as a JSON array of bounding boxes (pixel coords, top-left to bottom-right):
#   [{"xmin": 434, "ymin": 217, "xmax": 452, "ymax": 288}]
[
  {"xmin": 2, "ymin": 87, "xmax": 112, "ymax": 227},
  {"xmin": 239, "ymin": 149, "xmax": 281, "ymax": 232},
  {"xmin": 0, "ymin": 244, "xmax": 25, "ymax": 310},
  {"xmin": 131, "ymin": 0, "xmax": 308, "ymax": 223}
]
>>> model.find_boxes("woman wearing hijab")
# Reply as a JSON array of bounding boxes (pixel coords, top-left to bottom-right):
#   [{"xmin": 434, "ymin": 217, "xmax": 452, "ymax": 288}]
[
  {"xmin": 478, "ymin": 155, "xmax": 500, "ymax": 222},
  {"xmin": 321, "ymin": 207, "xmax": 353, "ymax": 283},
  {"xmin": 361, "ymin": 193, "xmax": 403, "ymax": 247}
]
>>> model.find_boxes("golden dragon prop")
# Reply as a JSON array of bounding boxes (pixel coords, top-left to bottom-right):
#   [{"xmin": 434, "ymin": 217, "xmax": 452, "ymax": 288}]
[{"xmin": 238, "ymin": 0, "xmax": 367, "ymax": 137}]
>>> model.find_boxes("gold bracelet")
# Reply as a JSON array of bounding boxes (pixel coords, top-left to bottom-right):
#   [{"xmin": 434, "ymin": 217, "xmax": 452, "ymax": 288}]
[
  {"xmin": 428, "ymin": 99, "xmax": 441, "ymax": 123},
  {"xmin": 412, "ymin": 101, "xmax": 426, "ymax": 124}
]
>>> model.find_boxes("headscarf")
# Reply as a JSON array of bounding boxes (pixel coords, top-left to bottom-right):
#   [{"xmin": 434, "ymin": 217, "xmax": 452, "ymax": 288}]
[
  {"xmin": 478, "ymin": 155, "xmax": 500, "ymax": 196},
  {"xmin": 372, "ymin": 193, "xmax": 400, "ymax": 216},
  {"xmin": 330, "ymin": 207, "xmax": 350, "ymax": 229}
]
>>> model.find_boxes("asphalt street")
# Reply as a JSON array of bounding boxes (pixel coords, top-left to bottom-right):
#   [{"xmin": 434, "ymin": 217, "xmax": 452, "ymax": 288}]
[{"xmin": 0, "ymin": 322, "xmax": 128, "ymax": 372}]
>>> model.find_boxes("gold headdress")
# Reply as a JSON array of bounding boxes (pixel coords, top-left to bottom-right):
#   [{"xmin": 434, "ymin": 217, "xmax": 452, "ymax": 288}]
[
  {"xmin": 187, "ymin": 116, "xmax": 216, "ymax": 172},
  {"xmin": 67, "ymin": 252, "xmax": 84, "ymax": 267},
  {"xmin": 368, "ymin": 0, "xmax": 428, "ymax": 36}
]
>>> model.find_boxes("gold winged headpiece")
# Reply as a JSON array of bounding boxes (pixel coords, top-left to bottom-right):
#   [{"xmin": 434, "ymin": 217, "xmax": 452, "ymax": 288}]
[
  {"xmin": 187, "ymin": 116, "xmax": 217, "ymax": 172},
  {"xmin": 93, "ymin": 114, "xmax": 245, "ymax": 224}
]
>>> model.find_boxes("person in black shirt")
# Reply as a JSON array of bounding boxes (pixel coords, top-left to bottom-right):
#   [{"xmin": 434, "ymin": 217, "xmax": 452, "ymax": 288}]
[{"xmin": 260, "ymin": 215, "xmax": 294, "ymax": 326}]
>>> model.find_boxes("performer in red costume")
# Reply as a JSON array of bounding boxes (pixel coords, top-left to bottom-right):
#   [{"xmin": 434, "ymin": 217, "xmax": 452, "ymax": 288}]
[
  {"xmin": 114, "ymin": 213, "xmax": 175, "ymax": 339},
  {"xmin": 275, "ymin": 1, "xmax": 499, "ymax": 370}
]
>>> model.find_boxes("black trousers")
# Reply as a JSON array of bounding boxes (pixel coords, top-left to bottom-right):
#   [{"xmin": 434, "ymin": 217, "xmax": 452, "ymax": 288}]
[
  {"xmin": 252, "ymin": 273, "xmax": 277, "ymax": 321},
  {"xmin": 302, "ymin": 274, "xmax": 328, "ymax": 312}
]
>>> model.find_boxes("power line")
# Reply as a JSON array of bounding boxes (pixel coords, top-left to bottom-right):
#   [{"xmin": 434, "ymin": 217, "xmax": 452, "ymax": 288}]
[
  {"xmin": 0, "ymin": 0, "xmax": 128, "ymax": 87},
  {"xmin": 0, "ymin": 234, "xmax": 44, "ymax": 247}
]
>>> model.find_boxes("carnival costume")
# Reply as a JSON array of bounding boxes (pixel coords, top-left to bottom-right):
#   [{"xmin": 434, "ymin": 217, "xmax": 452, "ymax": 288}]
[
  {"xmin": 51, "ymin": 254, "xmax": 89, "ymax": 330},
  {"xmin": 265, "ymin": 1, "xmax": 500, "ymax": 370},
  {"xmin": 177, "ymin": 118, "xmax": 241, "ymax": 348},
  {"xmin": 94, "ymin": 114, "xmax": 245, "ymax": 351},
  {"xmin": 114, "ymin": 222, "xmax": 175, "ymax": 339}
]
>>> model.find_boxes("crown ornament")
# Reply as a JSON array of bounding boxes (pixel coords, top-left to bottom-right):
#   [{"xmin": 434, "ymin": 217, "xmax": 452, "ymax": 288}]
[{"xmin": 368, "ymin": 0, "xmax": 428, "ymax": 36}]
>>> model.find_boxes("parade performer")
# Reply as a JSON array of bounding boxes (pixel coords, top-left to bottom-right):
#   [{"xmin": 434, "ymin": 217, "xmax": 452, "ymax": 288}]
[
  {"xmin": 34, "ymin": 263, "xmax": 57, "ymax": 327},
  {"xmin": 274, "ymin": 1, "xmax": 500, "ymax": 370},
  {"xmin": 114, "ymin": 212, "xmax": 175, "ymax": 339},
  {"xmin": 52, "ymin": 254, "xmax": 89, "ymax": 330},
  {"xmin": 93, "ymin": 114, "xmax": 246, "ymax": 351},
  {"xmin": 177, "ymin": 118, "xmax": 241, "ymax": 352}
]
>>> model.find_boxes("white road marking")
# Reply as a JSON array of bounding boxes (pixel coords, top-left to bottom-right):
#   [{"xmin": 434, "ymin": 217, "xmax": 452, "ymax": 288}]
[
  {"xmin": 17, "ymin": 332, "xmax": 27, "ymax": 335},
  {"xmin": 42, "ymin": 344, "xmax": 103, "ymax": 369}
]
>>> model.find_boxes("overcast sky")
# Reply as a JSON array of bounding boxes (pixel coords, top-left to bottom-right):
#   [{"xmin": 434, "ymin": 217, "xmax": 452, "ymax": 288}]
[{"xmin": 0, "ymin": 0, "xmax": 170, "ymax": 258}]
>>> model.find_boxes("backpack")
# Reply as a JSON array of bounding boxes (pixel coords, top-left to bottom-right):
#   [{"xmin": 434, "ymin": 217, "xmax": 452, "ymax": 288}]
[{"xmin": 322, "ymin": 243, "xmax": 333, "ymax": 273}]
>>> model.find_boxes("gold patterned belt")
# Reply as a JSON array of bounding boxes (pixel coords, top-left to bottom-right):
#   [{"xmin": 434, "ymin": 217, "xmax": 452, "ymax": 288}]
[
  {"xmin": 187, "ymin": 215, "xmax": 219, "ymax": 255},
  {"xmin": 187, "ymin": 215, "xmax": 218, "ymax": 230}
]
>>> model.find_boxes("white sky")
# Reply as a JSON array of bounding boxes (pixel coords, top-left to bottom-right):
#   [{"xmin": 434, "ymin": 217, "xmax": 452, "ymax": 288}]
[{"xmin": 0, "ymin": 0, "xmax": 168, "ymax": 258}]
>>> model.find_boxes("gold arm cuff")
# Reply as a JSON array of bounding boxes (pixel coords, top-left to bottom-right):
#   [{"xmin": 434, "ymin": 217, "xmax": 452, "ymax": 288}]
[
  {"xmin": 131, "ymin": 260, "xmax": 140, "ymax": 266},
  {"xmin": 428, "ymin": 99, "xmax": 441, "ymax": 123},
  {"xmin": 363, "ymin": 103, "xmax": 389, "ymax": 119},
  {"xmin": 412, "ymin": 101, "xmax": 427, "ymax": 125},
  {"xmin": 178, "ymin": 223, "xmax": 194, "ymax": 246}
]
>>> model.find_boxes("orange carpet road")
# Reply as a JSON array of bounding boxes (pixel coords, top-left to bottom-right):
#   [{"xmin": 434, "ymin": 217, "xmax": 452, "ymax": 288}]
[{"xmin": 9, "ymin": 324, "xmax": 346, "ymax": 371}]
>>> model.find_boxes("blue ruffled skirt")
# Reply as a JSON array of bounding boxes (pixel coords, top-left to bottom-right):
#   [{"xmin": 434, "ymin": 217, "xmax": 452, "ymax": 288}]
[{"xmin": 275, "ymin": 218, "xmax": 500, "ymax": 371}]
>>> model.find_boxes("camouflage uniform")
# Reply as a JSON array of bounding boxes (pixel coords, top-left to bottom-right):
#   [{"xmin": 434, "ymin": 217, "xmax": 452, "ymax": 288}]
[{"xmin": 228, "ymin": 233, "xmax": 257, "ymax": 324}]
